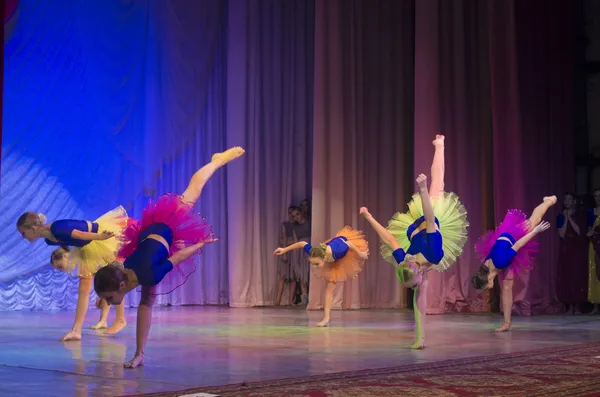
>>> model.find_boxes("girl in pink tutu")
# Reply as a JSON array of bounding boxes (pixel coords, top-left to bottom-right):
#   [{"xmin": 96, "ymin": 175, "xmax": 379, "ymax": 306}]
[
  {"xmin": 93, "ymin": 147, "xmax": 245, "ymax": 368},
  {"xmin": 273, "ymin": 226, "xmax": 369, "ymax": 327},
  {"xmin": 471, "ymin": 196, "xmax": 556, "ymax": 332}
]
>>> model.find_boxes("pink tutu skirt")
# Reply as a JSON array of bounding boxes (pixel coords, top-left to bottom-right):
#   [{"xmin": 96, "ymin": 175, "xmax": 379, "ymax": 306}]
[
  {"xmin": 474, "ymin": 209, "xmax": 539, "ymax": 276},
  {"xmin": 118, "ymin": 194, "xmax": 214, "ymax": 294}
]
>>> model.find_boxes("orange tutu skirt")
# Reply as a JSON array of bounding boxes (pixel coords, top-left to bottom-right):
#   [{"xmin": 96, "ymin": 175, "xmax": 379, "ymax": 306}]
[{"xmin": 311, "ymin": 226, "xmax": 368, "ymax": 282}]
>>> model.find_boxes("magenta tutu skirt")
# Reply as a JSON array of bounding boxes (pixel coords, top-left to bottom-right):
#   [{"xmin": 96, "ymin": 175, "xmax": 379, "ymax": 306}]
[
  {"xmin": 118, "ymin": 194, "xmax": 214, "ymax": 294},
  {"xmin": 474, "ymin": 209, "xmax": 539, "ymax": 276}
]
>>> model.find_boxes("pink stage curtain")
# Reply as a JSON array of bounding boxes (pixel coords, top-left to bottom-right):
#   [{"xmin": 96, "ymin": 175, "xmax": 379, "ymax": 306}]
[
  {"xmin": 309, "ymin": 0, "xmax": 415, "ymax": 310},
  {"xmin": 226, "ymin": 0, "xmax": 314, "ymax": 307},
  {"xmin": 312, "ymin": 0, "xmax": 574, "ymax": 315}
]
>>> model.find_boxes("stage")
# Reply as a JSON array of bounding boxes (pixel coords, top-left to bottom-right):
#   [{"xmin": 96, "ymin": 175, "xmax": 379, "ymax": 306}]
[{"xmin": 0, "ymin": 307, "xmax": 599, "ymax": 396}]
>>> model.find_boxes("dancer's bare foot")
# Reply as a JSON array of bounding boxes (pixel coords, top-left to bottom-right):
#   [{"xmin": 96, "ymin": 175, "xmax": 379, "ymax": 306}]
[
  {"xmin": 543, "ymin": 196, "xmax": 557, "ymax": 205},
  {"xmin": 411, "ymin": 339, "xmax": 425, "ymax": 349},
  {"xmin": 60, "ymin": 330, "xmax": 82, "ymax": 342},
  {"xmin": 104, "ymin": 319, "xmax": 127, "ymax": 335},
  {"xmin": 211, "ymin": 146, "xmax": 245, "ymax": 165},
  {"xmin": 316, "ymin": 318, "xmax": 330, "ymax": 327},
  {"xmin": 433, "ymin": 134, "xmax": 445, "ymax": 147},
  {"xmin": 90, "ymin": 321, "xmax": 108, "ymax": 330},
  {"xmin": 495, "ymin": 322, "xmax": 512, "ymax": 332},
  {"xmin": 124, "ymin": 353, "xmax": 144, "ymax": 368}
]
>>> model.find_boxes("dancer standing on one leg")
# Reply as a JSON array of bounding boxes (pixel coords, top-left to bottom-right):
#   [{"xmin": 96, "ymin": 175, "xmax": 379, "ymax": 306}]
[
  {"xmin": 471, "ymin": 196, "xmax": 556, "ymax": 332},
  {"xmin": 93, "ymin": 147, "xmax": 245, "ymax": 368},
  {"xmin": 17, "ymin": 207, "xmax": 129, "ymax": 341},
  {"xmin": 361, "ymin": 135, "xmax": 468, "ymax": 349},
  {"xmin": 274, "ymin": 226, "xmax": 369, "ymax": 327}
]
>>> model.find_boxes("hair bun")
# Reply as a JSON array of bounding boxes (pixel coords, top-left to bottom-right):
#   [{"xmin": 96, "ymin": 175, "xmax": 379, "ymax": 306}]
[{"xmin": 37, "ymin": 213, "xmax": 47, "ymax": 224}]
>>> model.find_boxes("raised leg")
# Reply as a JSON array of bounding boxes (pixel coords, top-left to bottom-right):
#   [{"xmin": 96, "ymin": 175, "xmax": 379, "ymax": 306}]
[
  {"xmin": 180, "ymin": 147, "xmax": 245, "ymax": 205},
  {"xmin": 527, "ymin": 196, "xmax": 557, "ymax": 229},
  {"xmin": 61, "ymin": 277, "xmax": 93, "ymax": 341},
  {"xmin": 429, "ymin": 135, "xmax": 445, "ymax": 198},
  {"xmin": 317, "ymin": 281, "xmax": 335, "ymax": 327},
  {"xmin": 360, "ymin": 207, "xmax": 401, "ymax": 251},
  {"xmin": 124, "ymin": 286, "xmax": 157, "ymax": 368}
]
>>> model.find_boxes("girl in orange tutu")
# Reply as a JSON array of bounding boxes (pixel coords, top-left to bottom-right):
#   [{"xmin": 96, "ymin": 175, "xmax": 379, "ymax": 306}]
[{"xmin": 274, "ymin": 226, "xmax": 369, "ymax": 327}]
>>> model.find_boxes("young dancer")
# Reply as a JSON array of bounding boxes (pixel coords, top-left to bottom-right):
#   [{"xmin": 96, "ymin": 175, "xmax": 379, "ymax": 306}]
[
  {"xmin": 471, "ymin": 196, "xmax": 556, "ymax": 332},
  {"xmin": 17, "ymin": 206, "xmax": 129, "ymax": 341},
  {"xmin": 361, "ymin": 135, "xmax": 468, "ymax": 349},
  {"xmin": 273, "ymin": 226, "xmax": 369, "ymax": 327},
  {"xmin": 93, "ymin": 147, "xmax": 244, "ymax": 368}
]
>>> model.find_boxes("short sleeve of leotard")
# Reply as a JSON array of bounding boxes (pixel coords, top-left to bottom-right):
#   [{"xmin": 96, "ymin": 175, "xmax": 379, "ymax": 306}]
[
  {"xmin": 556, "ymin": 214, "xmax": 565, "ymax": 229},
  {"xmin": 392, "ymin": 248, "xmax": 406, "ymax": 264},
  {"xmin": 303, "ymin": 243, "xmax": 312, "ymax": 255},
  {"xmin": 50, "ymin": 220, "xmax": 77, "ymax": 241}
]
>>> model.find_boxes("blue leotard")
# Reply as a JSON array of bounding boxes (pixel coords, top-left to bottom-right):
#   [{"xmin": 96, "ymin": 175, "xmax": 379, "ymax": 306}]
[
  {"xmin": 392, "ymin": 216, "xmax": 444, "ymax": 265},
  {"xmin": 45, "ymin": 220, "xmax": 99, "ymax": 247},
  {"xmin": 485, "ymin": 232, "xmax": 517, "ymax": 270},
  {"xmin": 124, "ymin": 223, "xmax": 175, "ymax": 287},
  {"xmin": 303, "ymin": 236, "xmax": 349, "ymax": 260}
]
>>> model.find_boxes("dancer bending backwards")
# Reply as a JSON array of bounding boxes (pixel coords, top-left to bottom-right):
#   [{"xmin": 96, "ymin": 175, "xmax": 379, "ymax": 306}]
[
  {"xmin": 17, "ymin": 206, "xmax": 129, "ymax": 341},
  {"xmin": 273, "ymin": 226, "xmax": 369, "ymax": 327},
  {"xmin": 472, "ymin": 196, "xmax": 555, "ymax": 332},
  {"xmin": 361, "ymin": 135, "xmax": 468, "ymax": 349},
  {"xmin": 93, "ymin": 147, "xmax": 244, "ymax": 368}
]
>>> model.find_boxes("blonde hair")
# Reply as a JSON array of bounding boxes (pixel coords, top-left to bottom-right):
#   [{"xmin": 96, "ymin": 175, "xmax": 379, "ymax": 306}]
[
  {"xmin": 309, "ymin": 243, "xmax": 327, "ymax": 259},
  {"xmin": 50, "ymin": 246, "xmax": 76, "ymax": 273},
  {"xmin": 17, "ymin": 212, "xmax": 47, "ymax": 229}
]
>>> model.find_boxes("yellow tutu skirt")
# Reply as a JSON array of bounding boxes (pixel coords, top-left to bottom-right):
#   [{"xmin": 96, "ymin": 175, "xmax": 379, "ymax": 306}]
[
  {"xmin": 380, "ymin": 192, "xmax": 469, "ymax": 271},
  {"xmin": 311, "ymin": 226, "xmax": 368, "ymax": 282},
  {"xmin": 69, "ymin": 206, "xmax": 129, "ymax": 277}
]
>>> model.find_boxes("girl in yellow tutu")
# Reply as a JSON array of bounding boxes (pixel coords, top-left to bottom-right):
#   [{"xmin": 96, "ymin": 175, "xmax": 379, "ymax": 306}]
[
  {"xmin": 17, "ymin": 206, "xmax": 129, "ymax": 341},
  {"xmin": 274, "ymin": 226, "xmax": 369, "ymax": 327},
  {"xmin": 361, "ymin": 135, "xmax": 468, "ymax": 349}
]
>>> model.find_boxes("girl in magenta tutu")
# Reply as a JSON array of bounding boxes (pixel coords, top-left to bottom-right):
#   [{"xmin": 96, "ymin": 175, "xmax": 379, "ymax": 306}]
[
  {"xmin": 93, "ymin": 147, "xmax": 244, "ymax": 368},
  {"xmin": 471, "ymin": 196, "xmax": 556, "ymax": 332}
]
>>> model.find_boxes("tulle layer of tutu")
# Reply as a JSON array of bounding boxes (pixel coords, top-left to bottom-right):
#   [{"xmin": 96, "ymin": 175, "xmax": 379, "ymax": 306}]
[
  {"xmin": 474, "ymin": 209, "xmax": 539, "ymax": 275},
  {"xmin": 311, "ymin": 226, "xmax": 368, "ymax": 282},
  {"xmin": 380, "ymin": 192, "xmax": 469, "ymax": 272},
  {"xmin": 118, "ymin": 194, "xmax": 214, "ymax": 294},
  {"xmin": 70, "ymin": 206, "xmax": 129, "ymax": 277}
]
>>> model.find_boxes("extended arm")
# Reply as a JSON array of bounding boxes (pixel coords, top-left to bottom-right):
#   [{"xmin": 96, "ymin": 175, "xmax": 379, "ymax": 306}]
[
  {"xmin": 360, "ymin": 207, "xmax": 401, "ymax": 251},
  {"xmin": 71, "ymin": 230, "xmax": 114, "ymax": 241},
  {"xmin": 345, "ymin": 240, "xmax": 369, "ymax": 259},
  {"xmin": 513, "ymin": 221, "xmax": 550, "ymax": 252},
  {"xmin": 273, "ymin": 241, "xmax": 308, "ymax": 255},
  {"xmin": 168, "ymin": 240, "xmax": 216, "ymax": 267}
]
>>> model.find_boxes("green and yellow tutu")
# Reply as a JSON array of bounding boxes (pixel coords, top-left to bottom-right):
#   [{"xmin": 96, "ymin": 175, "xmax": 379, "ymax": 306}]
[
  {"xmin": 380, "ymin": 192, "xmax": 469, "ymax": 271},
  {"xmin": 69, "ymin": 206, "xmax": 129, "ymax": 277}
]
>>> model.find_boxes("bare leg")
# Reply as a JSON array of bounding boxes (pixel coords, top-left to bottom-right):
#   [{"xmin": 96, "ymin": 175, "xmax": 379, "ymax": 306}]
[
  {"xmin": 91, "ymin": 298, "xmax": 110, "ymax": 330},
  {"xmin": 275, "ymin": 279, "xmax": 285, "ymax": 306},
  {"xmin": 105, "ymin": 300, "xmax": 127, "ymax": 335},
  {"xmin": 411, "ymin": 275, "xmax": 428, "ymax": 349},
  {"xmin": 180, "ymin": 147, "xmax": 245, "ymax": 205},
  {"xmin": 496, "ymin": 278, "xmax": 514, "ymax": 332},
  {"xmin": 360, "ymin": 207, "xmax": 401, "ymax": 251},
  {"xmin": 124, "ymin": 286, "xmax": 157, "ymax": 368},
  {"xmin": 288, "ymin": 280, "xmax": 297, "ymax": 305},
  {"xmin": 527, "ymin": 196, "xmax": 557, "ymax": 230},
  {"xmin": 317, "ymin": 281, "xmax": 335, "ymax": 327},
  {"xmin": 61, "ymin": 277, "xmax": 93, "ymax": 341},
  {"xmin": 429, "ymin": 135, "xmax": 445, "ymax": 198}
]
